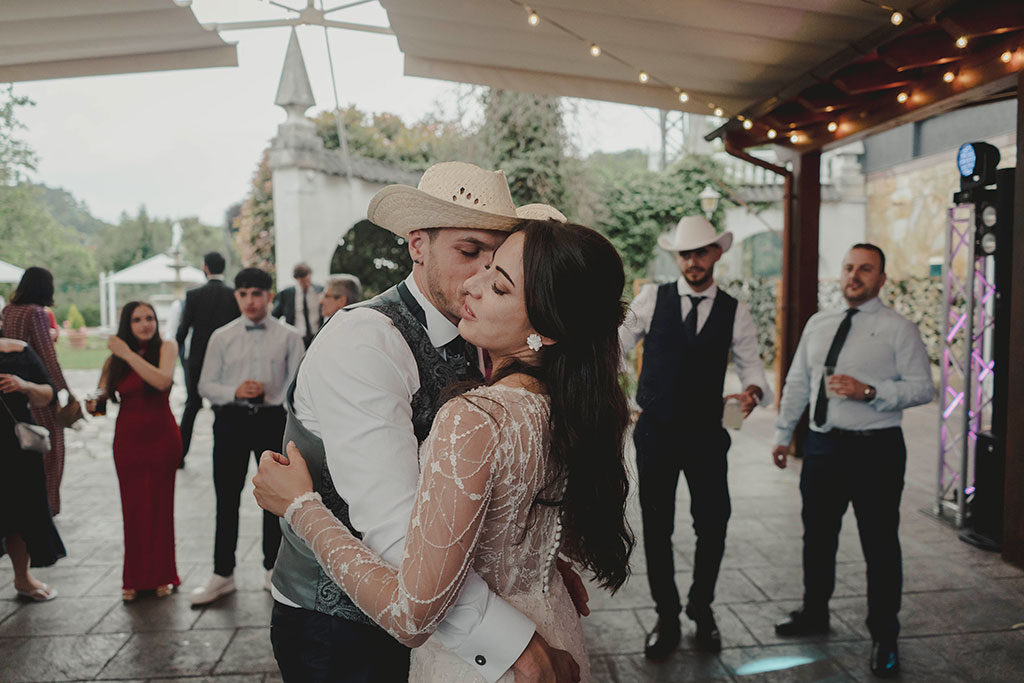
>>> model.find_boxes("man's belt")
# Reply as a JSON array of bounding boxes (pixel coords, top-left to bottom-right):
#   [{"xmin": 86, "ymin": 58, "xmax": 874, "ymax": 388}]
[{"xmin": 828, "ymin": 426, "xmax": 901, "ymax": 438}]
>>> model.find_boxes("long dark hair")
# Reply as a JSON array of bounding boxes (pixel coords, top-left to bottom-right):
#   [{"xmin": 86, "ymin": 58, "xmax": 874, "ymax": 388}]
[
  {"xmin": 106, "ymin": 301, "xmax": 162, "ymax": 400},
  {"xmin": 489, "ymin": 219, "xmax": 634, "ymax": 592},
  {"xmin": 11, "ymin": 267, "xmax": 55, "ymax": 306}
]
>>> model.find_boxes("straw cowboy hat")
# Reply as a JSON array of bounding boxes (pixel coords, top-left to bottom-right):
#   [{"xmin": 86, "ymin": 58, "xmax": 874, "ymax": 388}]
[
  {"xmin": 368, "ymin": 161, "xmax": 526, "ymax": 238},
  {"xmin": 515, "ymin": 203, "xmax": 567, "ymax": 222},
  {"xmin": 657, "ymin": 215, "xmax": 733, "ymax": 253}
]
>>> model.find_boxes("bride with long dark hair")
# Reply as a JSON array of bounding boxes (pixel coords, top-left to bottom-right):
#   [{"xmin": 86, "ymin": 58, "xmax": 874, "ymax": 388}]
[{"xmin": 254, "ymin": 219, "xmax": 633, "ymax": 682}]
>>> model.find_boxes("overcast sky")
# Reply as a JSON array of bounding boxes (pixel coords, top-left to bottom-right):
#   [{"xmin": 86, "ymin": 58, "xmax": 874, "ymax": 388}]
[{"xmin": 13, "ymin": 0, "xmax": 663, "ymax": 227}]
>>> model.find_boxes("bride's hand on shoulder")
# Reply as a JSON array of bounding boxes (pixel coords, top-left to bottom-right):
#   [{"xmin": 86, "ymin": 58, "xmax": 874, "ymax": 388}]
[{"xmin": 252, "ymin": 442, "xmax": 314, "ymax": 517}]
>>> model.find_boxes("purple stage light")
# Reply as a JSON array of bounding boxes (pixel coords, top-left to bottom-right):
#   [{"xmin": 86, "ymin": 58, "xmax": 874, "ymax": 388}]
[{"xmin": 943, "ymin": 392, "xmax": 964, "ymax": 419}]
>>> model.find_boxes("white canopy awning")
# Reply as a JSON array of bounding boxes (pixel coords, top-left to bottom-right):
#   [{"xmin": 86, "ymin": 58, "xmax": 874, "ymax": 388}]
[
  {"xmin": 380, "ymin": 0, "xmax": 913, "ymax": 117},
  {"xmin": 0, "ymin": 0, "xmax": 236, "ymax": 82},
  {"xmin": 0, "ymin": 259, "xmax": 26, "ymax": 284},
  {"xmin": 107, "ymin": 253, "xmax": 205, "ymax": 285}
]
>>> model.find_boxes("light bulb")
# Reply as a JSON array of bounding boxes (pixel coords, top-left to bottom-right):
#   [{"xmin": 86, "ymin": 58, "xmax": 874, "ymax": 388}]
[
  {"xmin": 742, "ymin": 119, "xmax": 753, "ymax": 130},
  {"xmin": 827, "ymin": 121, "xmax": 838, "ymax": 133},
  {"xmin": 713, "ymin": 107, "xmax": 724, "ymax": 117},
  {"xmin": 527, "ymin": 11, "xmax": 539, "ymax": 26},
  {"xmin": 767, "ymin": 129, "xmax": 777, "ymax": 139},
  {"xmin": 896, "ymin": 91, "xmax": 909, "ymax": 103},
  {"xmin": 943, "ymin": 70, "xmax": 956, "ymax": 83},
  {"xmin": 890, "ymin": 11, "xmax": 903, "ymax": 26},
  {"xmin": 956, "ymin": 36, "xmax": 968, "ymax": 49},
  {"xmin": 638, "ymin": 71, "xmax": 648, "ymax": 83},
  {"xmin": 677, "ymin": 90, "xmax": 689, "ymax": 103},
  {"xmin": 590, "ymin": 44, "xmax": 601, "ymax": 57},
  {"xmin": 789, "ymin": 133, "xmax": 800, "ymax": 144},
  {"xmin": 1001, "ymin": 50, "xmax": 1013, "ymax": 63}
]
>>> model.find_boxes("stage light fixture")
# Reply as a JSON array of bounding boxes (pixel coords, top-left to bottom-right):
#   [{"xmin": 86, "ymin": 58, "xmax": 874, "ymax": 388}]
[{"xmin": 957, "ymin": 142, "xmax": 1000, "ymax": 190}]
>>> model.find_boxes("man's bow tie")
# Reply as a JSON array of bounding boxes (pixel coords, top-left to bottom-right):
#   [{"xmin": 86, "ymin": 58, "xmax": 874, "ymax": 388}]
[{"xmin": 246, "ymin": 323, "xmax": 266, "ymax": 331}]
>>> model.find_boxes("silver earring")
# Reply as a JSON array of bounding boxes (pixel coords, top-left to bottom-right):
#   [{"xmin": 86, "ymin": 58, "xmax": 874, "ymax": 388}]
[{"xmin": 526, "ymin": 333, "xmax": 542, "ymax": 352}]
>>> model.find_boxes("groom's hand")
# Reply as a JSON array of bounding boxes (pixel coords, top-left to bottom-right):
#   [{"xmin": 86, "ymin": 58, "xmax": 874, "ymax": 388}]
[
  {"xmin": 556, "ymin": 558, "xmax": 590, "ymax": 617},
  {"xmin": 512, "ymin": 631, "xmax": 580, "ymax": 683}
]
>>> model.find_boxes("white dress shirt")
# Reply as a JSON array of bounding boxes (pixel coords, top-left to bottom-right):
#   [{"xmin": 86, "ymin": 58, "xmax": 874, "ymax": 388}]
[
  {"xmin": 295, "ymin": 285, "xmax": 320, "ymax": 336},
  {"xmin": 774, "ymin": 296, "xmax": 935, "ymax": 446},
  {"xmin": 198, "ymin": 315, "xmax": 305, "ymax": 407},
  {"xmin": 284, "ymin": 275, "xmax": 534, "ymax": 683},
  {"xmin": 619, "ymin": 278, "xmax": 774, "ymax": 406}
]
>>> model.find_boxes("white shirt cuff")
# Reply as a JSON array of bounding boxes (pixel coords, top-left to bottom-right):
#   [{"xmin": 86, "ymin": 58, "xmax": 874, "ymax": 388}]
[{"xmin": 448, "ymin": 593, "xmax": 535, "ymax": 683}]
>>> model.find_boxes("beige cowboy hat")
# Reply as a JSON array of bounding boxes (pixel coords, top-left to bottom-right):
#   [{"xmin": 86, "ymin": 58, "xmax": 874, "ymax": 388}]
[
  {"xmin": 515, "ymin": 203, "xmax": 567, "ymax": 222},
  {"xmin": 368, "ymin": 161, "xmax": 524, "ymax": 238},
  {"xmin": 657, "ymin": 215, "xmax": 733, "ymax": 253}
]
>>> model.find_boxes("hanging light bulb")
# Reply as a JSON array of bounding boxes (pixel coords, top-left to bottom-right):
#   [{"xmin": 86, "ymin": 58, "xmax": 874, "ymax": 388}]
[
  {"xmin": 638, "ymin": 71, "xmax": 649, "ymax": 83},
  {"xmin": 767, "ymin": 129, "xmax": 777, "ymax": 139},
  {"xmin": 943, "ymin": 70, "xmax": 956, "ymax": 83},
  {"xmin": 589, "ymin": 44, "xmax": 601, "ymax": 57},
  {"xmin": 896, "ymin": 91, "xmax": 909, "ymax": 103},
  {"xmin": 789, "ymin": 133, "xmax": 800, "ymax": 144},
  {"xmin": 956, "ymin": 36, "xmax": 968, "ymax": 49},
  {"xmin": 713, "ymin": 107, "xmax": 724, "ymax": 117},
  {"xmin": 1000, "ymin": 50, "xmax": 1013, "ymax": 63},
  {"xmin": 527, "ymin": 9, "xmax": 539, "ymax": 26},
  {"xmin": 827, "ymin": 121, "xmax": 838, "ymax": 133},
  {"xmin": 890, "ymin": 11, "xmax": 903, "ymax": 26},
  {"xmin": 742, "ymin": 119, "xmax": 753, "ymax": 130}
]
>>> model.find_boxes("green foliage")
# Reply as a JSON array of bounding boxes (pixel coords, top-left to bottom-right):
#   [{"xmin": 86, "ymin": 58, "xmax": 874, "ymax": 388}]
[
  {"xmin": 29, "ymin": 183, "xmax": 111, "ymax": 235},
  {"xmin": 95, "ymin": 206, "xmax": 168, "ymax": 272},
  {"xmin": 590, "ymin": 156, "xmax": 731, "ymax": 285},
  {"xmin": 66, "ymin": 303, "xmax": 85, "ymax": 329},
  {"xmin": 329, "ymin": 220, "xmax": 412, "ymax": 298},
  {"xmin": 235, "ymin": 151, "xmax": 275, "ymax": 275},
  {"xmin": 0, "ymin": 84, "xmax": 36, "ymax": 185}
]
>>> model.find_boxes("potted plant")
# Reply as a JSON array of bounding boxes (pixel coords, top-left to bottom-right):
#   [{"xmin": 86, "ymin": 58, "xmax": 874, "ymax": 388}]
[{"xmin": 66, "ymin": 304, "xmax": 88, "ymax": 350}]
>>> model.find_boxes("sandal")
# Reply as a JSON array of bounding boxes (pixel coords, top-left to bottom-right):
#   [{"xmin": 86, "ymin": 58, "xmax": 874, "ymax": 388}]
[
  {"xmin": 155, "ymin": 584, "xmax": 175, "ymax": 598},
  {"xmin": 121, "ymin": 588, "xmax": 138, "ymax": 602},
  {"xmin": 16, "ymin": 584, "xmax": 58, "ymax": 602}
]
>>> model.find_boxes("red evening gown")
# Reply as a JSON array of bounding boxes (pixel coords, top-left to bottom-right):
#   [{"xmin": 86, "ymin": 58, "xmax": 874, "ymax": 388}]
[{"xmin": 113, "ymin": 370, "xmax": 181, "ymax": 590}]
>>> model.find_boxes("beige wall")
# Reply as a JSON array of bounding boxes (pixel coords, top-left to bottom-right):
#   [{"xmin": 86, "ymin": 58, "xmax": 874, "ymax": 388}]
[{"xmin": 864, "ymin": 134, "xmax": 1016, "ymax": 279}]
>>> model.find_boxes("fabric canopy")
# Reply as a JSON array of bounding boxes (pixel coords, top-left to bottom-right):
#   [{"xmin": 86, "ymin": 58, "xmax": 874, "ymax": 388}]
[
  {"xmin": 0, "ymin": 0, "xmax": 236, "ymax": 82},
  {"xmin": 0, "ymin": 259, "xmax": 26, "ymax": 284},
  {"xmin": 107, "ymin": 253, "xmax": 205, "ymax": 285}
]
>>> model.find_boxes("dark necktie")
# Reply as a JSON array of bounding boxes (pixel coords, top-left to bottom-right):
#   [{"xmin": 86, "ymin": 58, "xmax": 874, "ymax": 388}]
[
  {"xmin": 301, "ymin": 288, "xmax": 313, "ymax": 339},
  {"xmin": 245, "ymin": 323, "xmax": 266, "ymax": 331},
  {"xmin": 684, "ymin": 295, "xmax": 707, "ymax": 335},
  {"xmin": 813, "ymin": 308, "xmax": 859, "ymax": 427}
]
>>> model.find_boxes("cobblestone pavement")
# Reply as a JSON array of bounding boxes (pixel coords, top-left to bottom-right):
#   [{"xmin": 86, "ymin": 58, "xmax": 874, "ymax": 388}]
[{"xmin": 1, "ymin": 367, "xmax": 1022, "ymax": 682}]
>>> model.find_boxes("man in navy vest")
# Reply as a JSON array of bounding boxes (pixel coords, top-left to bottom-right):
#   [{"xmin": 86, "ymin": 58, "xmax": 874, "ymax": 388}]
[{"xmin": 620, "ymin": 216, "xmax": 773, "ymax": 659}]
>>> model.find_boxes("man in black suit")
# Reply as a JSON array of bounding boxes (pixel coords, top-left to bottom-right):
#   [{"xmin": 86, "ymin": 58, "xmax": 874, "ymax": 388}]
[
  {"xmin": 177, "ymin": 252, "xmax": 240, "ymax": 464},
  {"xmin": 271, "ymin": 262, "xmax": 323, "ymax": 347}
]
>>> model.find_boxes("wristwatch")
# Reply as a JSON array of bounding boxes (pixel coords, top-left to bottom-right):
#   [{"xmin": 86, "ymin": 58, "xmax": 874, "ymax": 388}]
[{"xmin": 863, "ymin": 385, "xmax": 877, "ymax": 401}]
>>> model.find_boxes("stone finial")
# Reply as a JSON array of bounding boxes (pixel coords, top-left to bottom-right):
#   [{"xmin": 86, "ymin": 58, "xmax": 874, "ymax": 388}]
[{"xmin": 275, "ymin": 28, "xmax": 315, "ymax": 119}]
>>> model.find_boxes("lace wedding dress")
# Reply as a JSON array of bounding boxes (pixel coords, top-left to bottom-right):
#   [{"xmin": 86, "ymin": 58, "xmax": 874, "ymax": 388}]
[{"xmin": 286, "ymin": 384, "xmax": 590, "ymax": 682}]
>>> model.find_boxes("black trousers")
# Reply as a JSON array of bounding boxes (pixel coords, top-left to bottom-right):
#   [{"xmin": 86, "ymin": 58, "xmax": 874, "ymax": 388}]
[
  {"xmin": 178, "ymin": 363, "xmax": 203, "ymax": 458},
  {"xmin": 271, "ymin": 602, "xmax": 410, "ymax": 683},
  {"xmin": 800, "ymin": 427, "xmax": 906, "ymax": 642},
  {"xmin": 212, "ymin": 404, "xmax": 286, "ymax": 576},
  {"xmin": 635, "ymin": 414, "xmax": 731, "ymax": 617}
]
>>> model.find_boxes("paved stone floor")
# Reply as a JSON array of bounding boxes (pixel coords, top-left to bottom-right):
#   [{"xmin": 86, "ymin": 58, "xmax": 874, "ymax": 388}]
[{"xmin": 2, "ymin": 367, "xmax": 1023, "ymax": 682}]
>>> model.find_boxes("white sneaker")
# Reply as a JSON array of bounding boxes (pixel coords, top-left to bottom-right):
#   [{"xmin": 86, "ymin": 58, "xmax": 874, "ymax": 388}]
[
  {"xmin": 190, "ymin": 574, "xmax": 235, "ymax": 606},
  {"xmin": 264, "ymin": 569, "xmax": 273, "ymax": 592}
]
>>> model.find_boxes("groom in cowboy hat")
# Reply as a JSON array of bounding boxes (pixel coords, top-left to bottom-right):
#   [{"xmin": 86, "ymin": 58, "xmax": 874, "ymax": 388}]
[
  {"xmin": 268, "ymin": 161, "xmax": 579, "ymax": 682},
  {"xmin": 620, "ymin": 215, "xmax": 773, "ymax": 658}
]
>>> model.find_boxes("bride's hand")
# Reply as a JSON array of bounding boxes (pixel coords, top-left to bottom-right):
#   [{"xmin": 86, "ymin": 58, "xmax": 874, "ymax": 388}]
[{"xmin": 253, "ymin": 441, "xmax": 314, "ymax": 517}]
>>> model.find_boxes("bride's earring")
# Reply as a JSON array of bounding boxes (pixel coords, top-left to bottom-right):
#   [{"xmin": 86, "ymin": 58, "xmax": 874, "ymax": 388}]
[{"xmin": 526, "ymin": 333, "xmax": 543, "ymax": 352}]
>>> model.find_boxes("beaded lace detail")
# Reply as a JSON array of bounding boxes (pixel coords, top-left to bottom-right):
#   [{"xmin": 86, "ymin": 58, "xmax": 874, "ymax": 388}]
[{"xmin": 286, "ymin": 385, "xmax": 572, "ymax": 647}]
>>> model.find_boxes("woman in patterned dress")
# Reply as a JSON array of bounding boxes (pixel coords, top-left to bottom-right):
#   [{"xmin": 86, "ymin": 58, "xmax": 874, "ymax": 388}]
[
  {"xmin": 1, "ymin": 267, "xmax": 69, "ymax": 515},
  {"xmin": 254, "ymin": 220, "xmax": 634, "ymax": 682}
]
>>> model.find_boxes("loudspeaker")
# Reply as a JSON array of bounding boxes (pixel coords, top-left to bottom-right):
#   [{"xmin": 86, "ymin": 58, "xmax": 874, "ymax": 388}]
[{"xmin": 961, "ymin": 431, "xmax": 1003, "ymax": 550}]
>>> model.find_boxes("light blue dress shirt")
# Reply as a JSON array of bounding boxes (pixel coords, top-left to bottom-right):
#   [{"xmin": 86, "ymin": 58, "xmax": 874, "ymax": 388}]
[{"xmin": 774, "ymin": 297, "xmax": 934, "ymax": 446}]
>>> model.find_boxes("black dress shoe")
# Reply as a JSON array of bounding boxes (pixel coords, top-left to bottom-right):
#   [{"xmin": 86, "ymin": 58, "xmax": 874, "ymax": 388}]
[
  {"xmin": 870, "ymin": 640, "xmax": 900, "ymax": 678},
  {"xmin": 685, "ymin": 604, "xmax": 722, "ymax": 653},
  {"xmin": 774, "ymin": 608, "xmax": 830, "ymax": 637},
  {"xmin": 644, "ymin": 616, "xmax": 681, "ymax": 660}
]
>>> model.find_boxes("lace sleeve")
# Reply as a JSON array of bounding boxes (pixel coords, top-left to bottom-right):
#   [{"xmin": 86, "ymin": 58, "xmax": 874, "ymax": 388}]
[{"xmin": 287, "ymin": 396, "xmax": 502, "ymax": 646}]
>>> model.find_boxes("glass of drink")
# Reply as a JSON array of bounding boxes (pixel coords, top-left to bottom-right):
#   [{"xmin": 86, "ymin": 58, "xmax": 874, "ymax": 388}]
[
  {"xmin": 85, "ymin": 390, "xmax": 107, "ymax": 416},
  {"xmin": 723, "ymin": 397, "xmax": 744, "ymax": 430},
  {"xmin": 824, "ymin": 366, "xmax": 841, "ymax": 399}
]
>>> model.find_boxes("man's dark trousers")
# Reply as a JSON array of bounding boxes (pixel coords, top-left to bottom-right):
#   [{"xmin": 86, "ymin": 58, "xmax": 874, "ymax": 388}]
[
  {"xmin": 800, "ymin": 427, "xmax": 906, "ymax": 642},
  {"xmin": 271, "ymin": 603, "xmax": 410, "ymax": 683},
  {"xmin": 179, "ymin": 363, "xmax": 203, "ymax": 458},
  {"xmin": 211, "ymin": 404, "xmax": 286, "ymax": 575},
  {"xmin": 635, "ymin": 413, "xmax": 732, "ymax": 617}
]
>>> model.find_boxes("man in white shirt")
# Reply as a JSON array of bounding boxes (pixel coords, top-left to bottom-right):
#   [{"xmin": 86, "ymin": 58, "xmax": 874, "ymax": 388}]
[
  {"xmin": 620, "ymin": 216, "xmax": 773, "ymax": 658},
  {"xmin": 191, "ymin": 267, "xmax": 305, "ymax": 606},
  {"xmin": 272, "ymin": 262, "xmax": 324, "ymax": 348},
  {"xmin": 269, "ymin": 162, "xmax": 581, "ymax": 682},
  {"xmin": 771, "ymin": 244, "xmax": 934, "ymax": 679}
]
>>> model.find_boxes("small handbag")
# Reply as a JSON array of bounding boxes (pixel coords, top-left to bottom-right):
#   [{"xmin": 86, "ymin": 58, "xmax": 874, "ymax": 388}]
[
  {"xmin": 57, "ymin": 393, "xmax": 84, "ymax": 429},
  {"xmin": 2, "ymin": 395, "xmax": 52, "ymax": 453}
]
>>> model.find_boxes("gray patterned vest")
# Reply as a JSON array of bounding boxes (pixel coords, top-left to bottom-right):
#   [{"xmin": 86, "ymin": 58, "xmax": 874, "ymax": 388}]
[{"xmin": 271, "ymin": 283, "xmax": 481, "ymax": 625}]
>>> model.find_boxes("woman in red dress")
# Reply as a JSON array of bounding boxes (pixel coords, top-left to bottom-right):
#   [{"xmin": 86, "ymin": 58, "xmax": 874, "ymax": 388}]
[{"xmin": 88, "ymin": 301, "xmax": 181, "ymax": 601}]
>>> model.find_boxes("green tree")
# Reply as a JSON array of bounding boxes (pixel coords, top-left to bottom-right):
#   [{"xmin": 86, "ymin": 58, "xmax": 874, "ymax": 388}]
[
  {"xmin": 235, "ymin": 151, "xmax": 274, "ymax": 275},
  {"xmin": 0, "ymin": 84, "xmax": 35, "ymax": 185},
  {"xmin": 329, "ymin": 219, "xmax": 412, "ymax": 298},
  {"xmin": 94, "ymin": 206, "xmax": 170, "ymax": 273}
]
